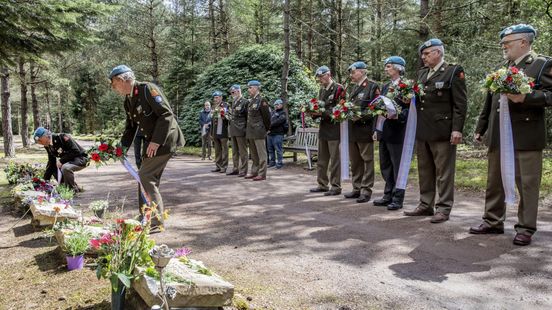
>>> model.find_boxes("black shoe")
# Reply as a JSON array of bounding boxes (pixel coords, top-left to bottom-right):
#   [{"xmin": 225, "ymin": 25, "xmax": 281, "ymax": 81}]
[
  {"xmin": 211, "ymin": 168, "xmax": 221, "ymax": 172},
  {"xmin": 324, "ymin": 189, "xmax": 342, "ymax": 196},
  {"xmin": 344, "ymin": 191, "xmax": 360, "ymax": 199},
  {"xmin": 226, "ymin": 171, "xmax": 239, "ymax": 175},
  {"xmin": 387, "ymin": 202, "xmax": 403, "ymax": 210},
  {"xmin": 373, "ymin": 197, "xmax": 392, "ymax": 206},
  {"xmin": 356, "ymin": 194, "xmax": 370, "ymax": 203},
  {"xmin": 267, "ymin": 164, "xmax": 276, "ymax": 168},
  {"xmin": 310, "ymin": 187, "xmax": 329, "ymax": 193}
]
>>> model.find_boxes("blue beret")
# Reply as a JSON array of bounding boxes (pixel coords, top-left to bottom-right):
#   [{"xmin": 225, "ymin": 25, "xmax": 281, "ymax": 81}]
[
  {"xmin": 109, "ymin": 65, "xmax": 132, "ymax": 80},
  {"xmin": 247, "ymin": 80, "xmax": 261, "ymax": 87},
  {"xmin": 419, "ymin": 38, "xmax": 443, "ymax": 53},
  {"xmin": 230, "ymin": 84, "xmax": 241, "ymax": 91},
  {"xmin": 212, "ymin": 91, "xmax": 223, "ymax": 97},
  {"xmin": 33, "ymin": 127, "xmax": 48, "ymax": 141},
  {"xmin": 499, "ymin": 24, "xmax": 536, "ymax": 39},
  {"xmin": 274, "ymin": 99, "xmax": 283, "ymax": 105},
  {"xmin": 315, "ymin": 66, "xmax": 330, "ymax": 77},
  {"xmin": 384, "ymin": 56, "xmax": 406, "ymax": 67},
  {"xmin": 348, "ymin": 61, "xmax": 367, "ymax": 71}
]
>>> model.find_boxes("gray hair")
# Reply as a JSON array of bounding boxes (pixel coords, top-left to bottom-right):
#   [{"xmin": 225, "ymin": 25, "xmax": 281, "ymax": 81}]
[
  {"xmin": 522, "ymin": 32, "xmax": 535, "ymax": 44},
  {"xmin": 358, "ymin": 68, "xmax": 368, "ymax": 76},
  {"xmin": 435, "ymin": 45, "xmax": 445, "ymax": 58},
  {"xmin": 115, "ymin": 71, "xmax": 135, "ymax": 82},
  {"xmin": 392, "ymin": 64, "xmax": 405, "ymax": 75}
]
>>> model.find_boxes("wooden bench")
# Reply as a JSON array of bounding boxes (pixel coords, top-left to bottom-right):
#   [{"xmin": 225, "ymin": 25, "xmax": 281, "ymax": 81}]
[{"xmin": 283, "ymin": 127, "xmax": 319, "ymax": 169}]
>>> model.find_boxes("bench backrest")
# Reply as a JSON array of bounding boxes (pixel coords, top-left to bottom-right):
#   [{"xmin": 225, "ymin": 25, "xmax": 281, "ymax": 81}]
[{"xmin": 292, "ymin": 127, "xmax": 319, "ymax": 149}]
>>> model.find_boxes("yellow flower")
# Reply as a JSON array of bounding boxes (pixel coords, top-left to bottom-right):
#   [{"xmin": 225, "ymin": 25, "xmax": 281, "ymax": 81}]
[
  {"xmin": 162, "ymin": 209, "xmax": 170, "ymax": 221},
  {"xmin": 53, "ymin": 206, "xmax": 61, "ymax": 213}
]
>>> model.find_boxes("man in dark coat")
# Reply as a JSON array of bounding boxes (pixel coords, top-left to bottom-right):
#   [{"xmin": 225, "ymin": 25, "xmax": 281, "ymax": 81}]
[
  {"xmin": 245, "ymin": 80, "xmax": 271, "ymax": 181},
  {"xmin": 33, "ymin": 127, "xmax": 88, "ymax": 192},
  {"xmin": 227, "ymin": 84, "xmax": 249, "ymax": 176},
  {"xmin": 211, "ymin": 91, "xmax": 229, "ymax": 173},
  {"xmin": 470, "ymin": 24, "xmax": 552, "ymax": 246}
]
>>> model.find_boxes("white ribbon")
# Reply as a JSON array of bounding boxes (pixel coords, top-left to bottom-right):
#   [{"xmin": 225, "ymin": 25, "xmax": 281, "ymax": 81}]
[
  {"xmin": 396, "ymin": 96, "xmax": 417, "ymax": 190},
  {"xmin": 340, "ymin": 120, "xmax": 350, "ymax": 180},
  {"xmin": 122, "ymin": 157, "xmax": 151, "ymax": 206},
  {"xmin": 202, "ymin": 123, "xmax": 209, "ymax": 136},
  {"xmin": 216, "ymin": 115, "xmax": 223, "ymax": 135},
  {"xmin": 499, "ymin": 94, "xmax": 516, "ymax": 205},
  {"xmin": 57, "ymin": 168, "xmax": 62, "ymax": 184},
  {"xmin": 374, "ymin": 96, "xmax": 397, "ymax": 131}
]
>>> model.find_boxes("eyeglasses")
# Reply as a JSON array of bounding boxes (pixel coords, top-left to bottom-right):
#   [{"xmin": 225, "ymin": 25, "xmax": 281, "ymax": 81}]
[
  {"xmin": 499, "ymin": 38, "xmax": 523, "ymax": 46},
  {"xmin": 421, "ymin": 49, "xmax": 438, "ymax": 57}
]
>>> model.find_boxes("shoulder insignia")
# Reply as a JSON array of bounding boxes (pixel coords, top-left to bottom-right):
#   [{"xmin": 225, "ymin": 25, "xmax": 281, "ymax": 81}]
[
  {"xmin": 154, "ymin": 96, "xmax": 163, "ymax": 104},
  {"xmin": 362, "ymin": 81, "xmax": 367, "ymax": 87},
  {"xmin": 133, "ymin": 86, "xmax": 139, "ymax": 96},
  {"xmin": 150, "ymin": 88, "xmax": 159, "ymax": 97},
  {"xmin": 458, "ymin": 71, "xmax": 465, "ymax": 80},
  {"xmin": 63, "ymin": 135, "xmax": 70, "ymax": 142}
]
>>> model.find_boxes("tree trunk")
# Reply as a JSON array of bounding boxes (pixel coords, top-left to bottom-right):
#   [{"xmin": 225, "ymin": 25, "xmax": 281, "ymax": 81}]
[
  {"xmin": 1, "ymin": 67, "xmax": 15, "ymax": 157},
  {"xmin": 356, "ymin": 0, "xmax": 362, "ymax": 60},
  {"xmin": 282, "ymin": 0, "xmax": 292, "ymax": 136},
  {"xmin": 433, "ymin": 0, "xmax": 443, "ymax": 36},
  {"xmin": 336, "ymin": 0, "xmax": 343, "ymax": 82},
  {"xmin": 218, "ymin": 0, "xmax": 230, "ymax": 56},
  {"xmin": 374, "ymin": 0, "xmax": 382, "ymax": 81},
  {"xmin": 147, "ymin": 0, "xmax": 160, "ymax": 85},
  {"xmin": 307, "ymin": 0, "xmax": 313, "ymax": 69},
  {"xmin": 18, "ymin": 58, "xmax": 30, "ymax": 147},
  {"xmin": 329, "ymin": 1, "xmax": 337, "ymax": 79},
  {"xmin": 45, "ymin": 82, "xmax": 52, "ymax": 129},
  {"xmin": 208, "ymin": 0, "xmax": 218, "ymax": 58},
  {"xmin": 294, "ymin": 0, "xmax": 303, "ymax": 60},
  {"xmin": 420, "ymin": 0, "xmax": 429, "ymax": 40},
  {"xmin": 58, "ymin": 91, "xmax": 62, "ymax": 132},
  {"xmin": 30, "ymin": 61, "xmax": 40, "ymax": 129}
]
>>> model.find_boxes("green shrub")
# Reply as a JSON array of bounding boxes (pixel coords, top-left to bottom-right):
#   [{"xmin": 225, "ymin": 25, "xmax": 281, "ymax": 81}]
[
  {"xmin": 64, "ymin": 229, "xmax": 91, "ymax": 256},
  {"xmin": 3, "ymin": 162, "xmax": 45, "ymax": 184}
]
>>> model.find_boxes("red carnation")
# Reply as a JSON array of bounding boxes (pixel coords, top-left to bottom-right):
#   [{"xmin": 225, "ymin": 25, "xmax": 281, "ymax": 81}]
[
  {"xmin": 310, "ymin": 98, "xmax": 317, "ymax": 104},
  {"xmin": 91, "ymin": 152, "xmax": 101, "ymax": 162},
  {"xmin": 115, "ymin": 147, "xmax": 123, "ymax": 157},
  {"xmin": 413, "ymin": 84, "xmax": 420, "ymax": 93},
  {"xmin": 98, "ymin": 143, "xmax": 109, "ymax": 152},
  {"xmin": 32, "ymin": 177, "xmax": 40, "ymax": 182},
  {"xmin": 342, "ymin": 106, "xmax": 348, "ymax": 112},
  {"xmin": 529, "ymin": 81, "xmax": 535, "ymax": 88},
  {"xmin": 116, "ymin": 219, "xmax": 125, "ymax": 224},
  {"xmin": 399, "ymin": 83, "xmax": 407, "ymax": 89},
  {"xmin": 506, "ymin": 76, "xmax": 513, "ymax": 83},
  {"xmin": 333, "ymin": 110, "xmax": 340, "ymax": 117},
  {"xmin": 510, "ymin": 67, "xmax": 519, "ymax": 74}
]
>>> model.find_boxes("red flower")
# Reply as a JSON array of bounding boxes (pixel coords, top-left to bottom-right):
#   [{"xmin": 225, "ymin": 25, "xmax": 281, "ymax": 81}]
[
  {"xmin": 333, "ymin": 110, "xmax": 341, "ymax": 117},
  {"xmin": 90, "ymin": 239, "xmax": 102, "ymax": 250},
  {"xmin": 388, "ymin": 87, "xmax": 395, "ymax": 93},
  {"xmin": 32, "ymin": 177, "xmax": 40, "ymax": 182},
  {"xmin": 91, "ymin": 152, "xmax": 101, "ymax": 162},
  {"xmin": 529, "ymin": 81, "xmax": 535, "ymax": 88},
  {"xmin": 342, "ymin": 106, "xmax": 348, "ymax": 112},
  {"xmin": 399, "ymin": 83, "xmax": 407, "ymax": 89},
  {"xmin": 134, "ymin": 226, "xmax": 143, "ymax": 232},
  {"xmin": 506, "ymin": 76, "xmax": 513, "ymax": 83},
  {"xmin": 98, "ymin": 143, "xmax": 109, "ymax": 152},
  {"xmin": 116, "ymin": 218, "xmax": 125, "ymax": 224},
  {"xmin": 413, "ymin": 84, "xmax": 420, "ymax": 93},
  {"xmin": 310, "ymin": 98, "xmax": 317, "ymax": 104},
  {"xmin": 369, "ymin": 104, "xmax": 375, "ymax": 111},
  {"xmin": 510, "ymin": 67, "xmax": 519, "ymax": 74},
  {"xmin": 115, "ymin": 147, "xmax": 123, "ymax": 157}
]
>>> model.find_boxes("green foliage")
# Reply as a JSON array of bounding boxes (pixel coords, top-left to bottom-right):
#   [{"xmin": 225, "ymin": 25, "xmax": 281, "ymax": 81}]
[
  {"xmin": 3, "ymin": 162, "xmax": 45, "ymax": 185},
  {"xmin": 56, "ymin": 184, "xmax": 75, "ymax": 201},
  {"xmin": 179, "ymin": 44, "xmax": 318, "ymax": 146},
  {"xmin": 64, "ymin": 228, "xmax": 92, "ymax": 256}
]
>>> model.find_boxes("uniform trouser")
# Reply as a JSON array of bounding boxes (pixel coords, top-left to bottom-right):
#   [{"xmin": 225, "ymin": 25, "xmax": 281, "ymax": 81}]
[
  {"xmin": 267, "ymin": 134, "xmax": 284, "ymax": 167},
  {"xmin": 60, "ymin": 162, "xmax": 86, "ymax": 191},
  {"xmin": 213, "ymin": 137, "xmax": 228, "ymax": 170},
  {"xmin": 201, "ymin": 134, "xmax": 212, "ymax": 159},
  {"xmin": 134, "ymin": 135, "xmax": 147, "ymax": 169},
  {"xmin": 248, "ymin": 138, "xmax": 267, "ymax": 177},
  {"xmin": 138, "ymin": 153, "xmax": 172, "ymax": 225},
  {"xmin": 379, "ymin": 141, "xmax": 404, "ymax": 198},
  {"xmin": 483, "ymin": 149, "xmax": 542, "ymax": 235},
  {"xmin": 349, "ymin": 141, "xmax": 374, "ymax": 196},
  {"xmin": 416, "ymin": 140, "xmax": 456, "ymax": 215},
  {"xmin": 231, "ymin": 135, "xmax": 248, "ymax": 174},
  {"xmin": 317, "ymin": 138, "xmax": 341, "ymax": 190}
]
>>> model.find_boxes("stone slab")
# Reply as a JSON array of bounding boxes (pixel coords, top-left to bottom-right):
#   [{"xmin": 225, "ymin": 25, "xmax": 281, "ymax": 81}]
[
  {"xmin": 29, "ymin": 202, "xmax": 79, "ymax": 227},
  {"xmin": 133, "ymin": 258, "xmax": 234, "ymax": 308}
]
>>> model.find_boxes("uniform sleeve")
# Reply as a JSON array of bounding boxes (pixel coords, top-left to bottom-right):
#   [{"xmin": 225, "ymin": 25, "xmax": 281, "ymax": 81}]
[
  {"xmin": 475, "ymin": 92, "xmax": 492, "ymax": 135},
  {"xmin": 121, "ymin": 101, "xmax": 137, "ymax": 148},
  {"xmin": 144, "ymin": 84, "xmax": 175, "ymax": 146},
  {"xmin": 260, "ymin": 99, "xmax": 271, "ymax": 130},
  {"xmin": 44, "ymin": 148, "xmax": 57, "ymax": 180},
  {"xmin": 59, "ymin": 134, "xmax": 85, "ymax": 164},
  {"xmin": 523, "ymin": 62, "xmax": 552, "ymax": 107},
  {"xmin": 451, "ymin": 66, "xmax": 468, "ymax": 132}
]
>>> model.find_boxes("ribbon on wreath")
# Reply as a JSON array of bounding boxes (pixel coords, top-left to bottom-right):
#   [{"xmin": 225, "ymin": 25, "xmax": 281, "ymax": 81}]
[
  {"xmin": 372, "ymin": 95, "xmax": 398, "ymax": 131},
  {"xmin": 340, "ymin": 120, "xmax": 350, "ymax": 180},
  {"xmin": 122, "ymin": 157, "xmax": 151, "ymax": 207},
  {"xmin": 396, "ymin": 96, "xmax": 417, "ymax": 190},
  {"xmin": 499, "ymin": 94, "xmax": 516, "ymax": 205}
]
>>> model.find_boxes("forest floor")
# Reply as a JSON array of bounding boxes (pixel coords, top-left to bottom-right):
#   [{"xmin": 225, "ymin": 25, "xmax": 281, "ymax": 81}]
[{"xmin": 1, "ymin": 141, "xmax": 552, "ymax": 309}]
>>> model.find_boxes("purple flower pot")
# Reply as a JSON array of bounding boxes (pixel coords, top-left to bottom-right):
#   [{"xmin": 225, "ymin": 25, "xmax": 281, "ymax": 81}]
[{"xmin": 66, "ymin": 255, "xmax": 84, "ymax": 271}]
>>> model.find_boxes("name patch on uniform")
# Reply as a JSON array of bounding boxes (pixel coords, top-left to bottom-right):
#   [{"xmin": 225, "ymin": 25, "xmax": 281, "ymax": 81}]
[
  {"xmin": 328, "ymin": 95, "xmax": 334, "ymax": 100},
  {"xmin": 358, "ymin": 92, "xmax": 365, "ymax": 98},
  {"xmin": 435, "ymin": 82, "xmax": 444, "ymax": 89}
]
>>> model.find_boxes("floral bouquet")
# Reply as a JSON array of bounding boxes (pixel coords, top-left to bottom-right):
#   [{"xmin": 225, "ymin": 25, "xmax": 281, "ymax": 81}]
[
  {"xmin": 385, "ymin": 79, "xmax": 424, "ymax": 101},
  {"xmin": 300, "ymin": 98, "xmax": 326, "ymax": 114},
  {"xmin": 366, "ymin": 96, "xmax": 402, "ymax": 118},
  {"xmin": 87, "ymin": 140, "xmax": 125, "ymax": 167},
  {"xmin": 32, "ymin": 177, "xmax": 55, "ymax": 193},
  {"xmin": 213, "ymin": 105, "xmax": 226, "ymax": 119},
  {"xmin": 331, "ymin": 100, "xmax": 360, "ymax": 123},
  {"xmin": 483, "ymin": 66, "xmax": 534, "ymax": 94}
]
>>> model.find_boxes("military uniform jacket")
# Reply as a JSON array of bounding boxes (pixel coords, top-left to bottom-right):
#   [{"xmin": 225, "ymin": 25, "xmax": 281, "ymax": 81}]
[
  {"xmin": 348, "ymin": 77, "xmax": 380, "ymax": 142},
  {"xmin": 380, "ymin": 82, "xmax": 409, "ymax": 144},
  {"xmin": 228, "ymin": 97, "xmax": 248, "ymax": 137},
  {"xmin": 416, "ymin": 62, "xmax": 467, "ymax": 141},
  {"xmin": 211, "ymin": 102, "xmax": 229, "ymax": 139},
  {"xmin": 315, "ymin": 81, "xmax": 346, "ymax": 141},
  {"xmin": 475, "ymin": 53, "xmax": 552, "ymax": 151},
  {"xmin": 121, "ymin": 82, "xmax": 185, "ymax": 156},
  {"xmin": 245, "ymin": 94, "xmax": 271, "ymax": 140},
  {"xmin": 44, "ymin": 134, "xmax": 88, "ymax": 180}
]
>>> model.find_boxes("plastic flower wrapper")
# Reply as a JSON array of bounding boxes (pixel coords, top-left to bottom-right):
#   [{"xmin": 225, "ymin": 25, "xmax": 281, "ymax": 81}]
[
  {"xmin": 386, "ymin": 79, "xmax": 424, "ymax": 101},
  {"xmin": 299, "ymin": 98, "xmax": 326, "ymax": 114},
  {"xmin": 482, "ymin": 66, "xmax": 534, "ymax": 94}
]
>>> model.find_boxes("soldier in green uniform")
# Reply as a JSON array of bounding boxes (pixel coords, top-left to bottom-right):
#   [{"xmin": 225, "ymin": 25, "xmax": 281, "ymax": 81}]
[
  {"xmin": 33, "ymin": 127, "xmax": 88, "ymax": 191},
  {"xmin": 345, "ymin": 61, "xmax": 380, "ymax": 203},
  {"xmin": 309, "ymin": 66, "xmax": 346, "ymax": 196},
  {"xmin": 226, "ymin": 84, "xmax": 249, "ymax": 177},
  {"xmin": 211, "ymin": 91, "xmax": 229, "ymax": 173},
  {"xmin": 403, "ymin": 39, "xmax": 467, "ymax": 223},
  {"xmin": 470, "ymin": 24, "xmax": 552, "ymax": 246},
  {"xmin": 244, "ymin": 80, "xmax": 271, "ymax": 181},
  {"xmin": 109, "ymin": 65, "xmax": 185, "ymax": 228}
]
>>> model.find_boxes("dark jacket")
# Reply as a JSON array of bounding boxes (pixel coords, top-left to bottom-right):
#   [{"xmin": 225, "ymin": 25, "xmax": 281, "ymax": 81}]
[
  {"xmin": 121, "ymin": 82, "xmax": 186, "ymax": 156},
  {"xmin": 314, "ymin": 81, "xmax": 346, "ymax": 141},
  {"xmin": 475, "ymin": 53, "xmax": 552, "ymax": 151},
  {"xmin": 246, "ymin": 94, "xmax": 271, "ymax": 140},
  {"xmin": 211, "ymin": 102, "xmax": 229, "ymax": 139},
  {"xmin": 348, "ymin": 77, "xmax": 380, "ymax": 142},
  {"xmin": 228, "ymin": 97, "xmax": 248, "ymax": 137},
  {"xmin": 268, "ymin": 108, "xmax": 287, "ymax": 136},
  {"xmin": 44, "ymin": 133, "xmax": 88, "ymax": 181},
  {"xmin": 416, "ymin": 62, "xmax": 468, "ymax": 142},
  {"xmin": 379, "ymin": 81, "xmax": 409, "ymax": 144},
  {"xmin": 199, "ymin": 109, "xmax": 212, "ymax": 134}
]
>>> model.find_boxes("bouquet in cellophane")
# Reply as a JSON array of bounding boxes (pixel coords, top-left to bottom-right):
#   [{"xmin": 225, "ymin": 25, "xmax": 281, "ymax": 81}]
[
  {"xmin": 300, "ymin": 98, "xmax": 326, "ymax": 114},
  {"xmin": 385, "ymin": 79, "xmax": 424, "ymax": 101},
  {"xmin": 331, "ymin": 100, "xmax": 360, "ymax": 123},
  {"xmin": 483, "ymin": 66, "xmax": 534, "ymax": 94}
]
